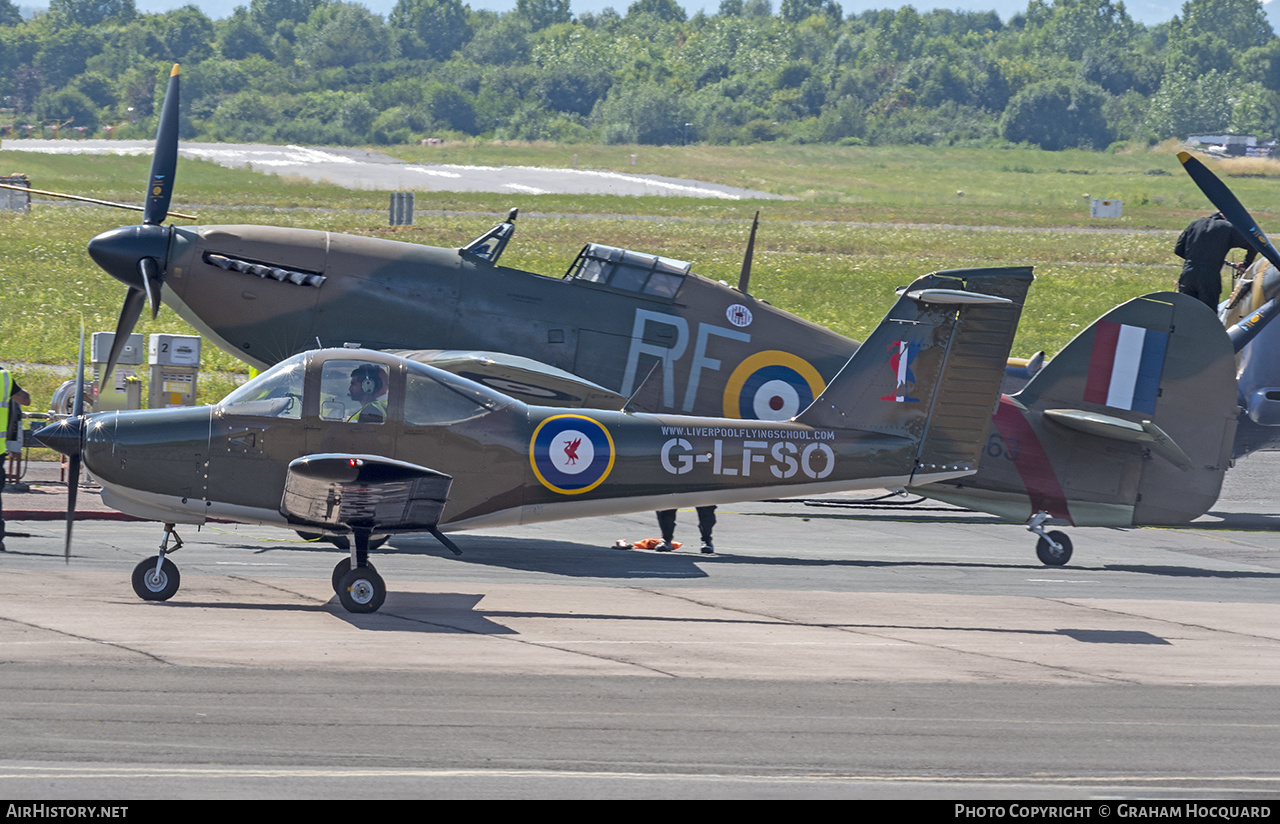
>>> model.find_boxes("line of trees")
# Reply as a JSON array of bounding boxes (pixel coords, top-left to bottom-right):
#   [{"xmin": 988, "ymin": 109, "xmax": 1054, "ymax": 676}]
[{"xmin": 2, "ymin": 0, "xmax": 1279, "ymax": 150}]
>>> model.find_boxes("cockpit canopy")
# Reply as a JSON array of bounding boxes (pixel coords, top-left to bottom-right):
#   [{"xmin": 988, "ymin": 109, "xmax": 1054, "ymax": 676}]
[
  {"xmin": 564, "ymin": 243, "xmax": 690, "ymax": 299},
  {"xmin": 217, "ymin": 350, "xmax": 514, "ymax": 425},
  {"xmin": 218, "ymin": 357, "xmax": 306, "ymax": 419}
]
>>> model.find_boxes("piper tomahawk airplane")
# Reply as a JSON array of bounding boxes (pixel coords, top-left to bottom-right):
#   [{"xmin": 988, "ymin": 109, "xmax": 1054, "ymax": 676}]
[{"xmin": 37, "ymin": 267, "xmax": 1033, "ymax": 613}]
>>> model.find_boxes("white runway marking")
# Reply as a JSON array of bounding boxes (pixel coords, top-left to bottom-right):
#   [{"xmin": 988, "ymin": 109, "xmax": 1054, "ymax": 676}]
[{"xmin": 4, "ymin": 140, "xmax": 787, "ymax": 199}]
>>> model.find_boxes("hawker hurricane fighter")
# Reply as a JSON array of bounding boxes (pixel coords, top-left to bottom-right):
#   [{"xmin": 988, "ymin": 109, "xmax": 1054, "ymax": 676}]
[
  {"xmin": 37, "ymin": 267, "xmax": 1032, "ymax": 613},
  {"xmin": 74, "ymin": 65, "xmax": 857, "ymax": 422}
]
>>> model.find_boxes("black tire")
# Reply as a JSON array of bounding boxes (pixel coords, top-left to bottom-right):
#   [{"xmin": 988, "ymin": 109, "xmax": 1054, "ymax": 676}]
[
  {"xmin": 132, "ymin": 556, "xmax": 180, "ymax": 602},
  {"xmin": 1036, "ymin": 530, "xmax": 1073, "ymax": 566},
  {"xmin": 331, "ymin": 559, "xmax": 377, "ymax": 595},
  {"xmin": 337, "ymin": 566, "xmax": 386, "ymax": 614}
]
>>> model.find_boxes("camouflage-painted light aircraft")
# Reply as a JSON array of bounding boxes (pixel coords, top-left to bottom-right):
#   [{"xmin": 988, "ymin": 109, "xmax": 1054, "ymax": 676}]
[{"xmin": 36, "ymin": 267, "xmax": 1032, "ymax": 613}]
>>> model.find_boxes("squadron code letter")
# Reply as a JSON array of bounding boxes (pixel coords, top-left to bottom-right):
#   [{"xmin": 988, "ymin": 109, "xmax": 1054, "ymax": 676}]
[{"xmin": 6, "ymin": 807, "xmax": 128, "ymax": 818}]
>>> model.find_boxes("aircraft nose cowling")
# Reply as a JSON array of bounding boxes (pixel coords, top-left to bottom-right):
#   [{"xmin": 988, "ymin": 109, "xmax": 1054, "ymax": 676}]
[
  {"xmin": 87, "ymin": 224, "xmax": 170, "ymax": 288},
  {"xmin": 34, "ymin": 417, "xmax": 84, "ymax": 458}
]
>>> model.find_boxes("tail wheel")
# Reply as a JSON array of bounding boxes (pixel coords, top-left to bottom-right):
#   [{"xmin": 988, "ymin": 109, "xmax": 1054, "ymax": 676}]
[
  {"xmin": 132, "ymin": 556, "xmax": 180, "ymax": 601},
  {"xmin": 1035, "ymin": 531, "xmax": 1073, "ymax": 566}
]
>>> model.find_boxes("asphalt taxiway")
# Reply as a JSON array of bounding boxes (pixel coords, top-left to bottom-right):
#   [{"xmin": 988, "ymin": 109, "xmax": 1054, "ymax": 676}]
[{"xmin": 0, "ymin": 457, "xmax": 1278, "ymax": 798}]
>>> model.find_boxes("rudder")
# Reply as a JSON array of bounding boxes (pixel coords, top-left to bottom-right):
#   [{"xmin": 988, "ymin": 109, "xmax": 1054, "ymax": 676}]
[
  {"xmin": 797, "ymin": 266, "xmax": 1033, "ymax": 482},
  {"xmin": 1013, "ymin": 292, "xmax": 1237, "ymax": 524}
]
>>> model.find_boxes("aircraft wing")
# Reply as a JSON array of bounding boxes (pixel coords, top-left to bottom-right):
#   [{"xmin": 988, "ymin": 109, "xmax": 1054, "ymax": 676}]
[
  {"xmin": 393, "ymin": 349, "xmax": 627, "ymax": 409},
  {"xmin": 280, "ymin": 454, "xmax": 452, "ymax": 533}
]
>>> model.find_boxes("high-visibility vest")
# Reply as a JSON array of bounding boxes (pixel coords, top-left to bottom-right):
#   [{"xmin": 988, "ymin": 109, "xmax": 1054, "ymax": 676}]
[
  {"xmin": 347, "ymin": 399, "xmax": 387, "ymax": 423},
  {"xmin": 0, "ymin": 368, "xmax": 10, "ymax": 440}
]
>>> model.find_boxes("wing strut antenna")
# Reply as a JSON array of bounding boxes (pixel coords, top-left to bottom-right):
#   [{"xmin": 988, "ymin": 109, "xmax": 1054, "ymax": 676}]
[
  {"xmin": 621, "ymin": 362, "xmax": 661, "ymax": 414},
  {"xmin": 737, "ymin": 211, "xmax": 759, "ymax": 295}
]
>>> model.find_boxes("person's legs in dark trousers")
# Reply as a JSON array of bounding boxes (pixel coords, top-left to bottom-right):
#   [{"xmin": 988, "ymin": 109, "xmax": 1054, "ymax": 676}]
[
  {"xmin": 696, "ymin": 506, "xmax": 716, "ymax": 554},
  {"xmin": 656, "ymin": 509, "xmax": 677, "ymax": 551}
]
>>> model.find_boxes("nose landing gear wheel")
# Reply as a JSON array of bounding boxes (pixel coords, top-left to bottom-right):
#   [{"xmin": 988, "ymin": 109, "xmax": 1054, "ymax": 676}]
[
  {"xmin": 131, "ymin": 556, "xmax": 180, "ymax": 601},
  {"xmin": 337, "ymin": 567, "xmax": 386, "ymax": 614},
  {"xmin": 1035, "ymin": 531, "xmax": 1073, "ymax": 566}
]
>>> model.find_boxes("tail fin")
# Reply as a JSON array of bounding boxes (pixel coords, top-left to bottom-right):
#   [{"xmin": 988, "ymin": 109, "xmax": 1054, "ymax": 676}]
[
  {"xmin": 796, "ymin": 266, "xmax": 1032, "ymax": 481},
  {"xmin": 1013, "ymin": 292, "xmax": 1237, "ymax": 524}
]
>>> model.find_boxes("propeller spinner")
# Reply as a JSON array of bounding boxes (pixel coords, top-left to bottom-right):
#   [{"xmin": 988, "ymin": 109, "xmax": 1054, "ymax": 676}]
[{"xmin": 87, "ymin": 64, "xmax": 182, "ymax": 383}]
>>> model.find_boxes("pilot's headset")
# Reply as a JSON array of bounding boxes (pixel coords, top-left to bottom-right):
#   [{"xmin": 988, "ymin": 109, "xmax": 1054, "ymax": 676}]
[{"xmin": 351, "ymin": 364, "xmax": 383, "ymax": 396}]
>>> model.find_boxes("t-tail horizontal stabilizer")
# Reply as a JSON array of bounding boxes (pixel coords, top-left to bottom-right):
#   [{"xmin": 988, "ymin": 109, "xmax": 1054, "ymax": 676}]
[{"xmin": 796, "ymin": 266, "xmax": 1033, "ymax": 484}]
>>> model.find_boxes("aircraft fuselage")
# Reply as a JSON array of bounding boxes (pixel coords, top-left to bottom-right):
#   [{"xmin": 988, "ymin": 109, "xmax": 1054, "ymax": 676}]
[
  {"xmin": 162, "ymin": 225, "xmax": 858, "ymax": 420},
  {"xmin": 78, "ymin": 354, "xmax": 965, "ymax": 534}
]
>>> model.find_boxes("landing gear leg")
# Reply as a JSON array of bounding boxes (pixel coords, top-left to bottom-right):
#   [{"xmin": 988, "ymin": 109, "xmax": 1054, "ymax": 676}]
[
  {"xmin": 336, "ymin": 527, "xmax": 386, "ymax": 614},
  {"xmin": 131, "ymin": 523, "xmax": 183, "ymax": 601},
  {"xmin": 1027, "ymin": 512, "xmax": 1073, "ymax": 566}
]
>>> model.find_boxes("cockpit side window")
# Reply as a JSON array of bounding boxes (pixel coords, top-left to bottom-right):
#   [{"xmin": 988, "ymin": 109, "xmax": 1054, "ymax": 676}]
[
  {"xmin": 320, "ymin": 360, "xmax": 391, "ymax": 424},
  {"xmin": 404, "ymin": 370, "xmax": 492, "ymax": 425},
  {"xmin": 218, "ymin": 358, "xmax": 304, "ymax": 419},
  {"xmin": 575, "ymin": 254, "xmax": 609, "ymax": 284}
]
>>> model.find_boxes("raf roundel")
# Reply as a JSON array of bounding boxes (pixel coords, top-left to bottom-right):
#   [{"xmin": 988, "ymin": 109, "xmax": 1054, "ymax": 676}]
[
  {"xmin": 722, "ymin": 350, "xmax": 826, "ymax": 421},
  {"xmin": 530, "ymin": 414, "xmax": 616, "ymax": 495}
]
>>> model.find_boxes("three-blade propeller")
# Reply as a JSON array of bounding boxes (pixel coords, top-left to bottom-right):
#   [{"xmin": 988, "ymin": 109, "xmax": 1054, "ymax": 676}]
[{"xmin": 88, "ymin": 64, "xmax": 183, "ymax": 384}]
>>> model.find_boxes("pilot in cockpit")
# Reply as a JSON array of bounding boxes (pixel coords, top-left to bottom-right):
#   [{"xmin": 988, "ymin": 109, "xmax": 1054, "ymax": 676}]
[{"xmin": 346, "ymin": 364, "xmax": 389, "ymax": 423}]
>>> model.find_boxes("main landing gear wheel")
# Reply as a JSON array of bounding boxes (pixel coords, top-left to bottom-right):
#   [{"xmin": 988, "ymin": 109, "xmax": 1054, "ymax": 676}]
[
  {"xmin": 1035, "ymin": 530, "xmax": 1073, "ymax": 566},
  {"xmin": 337, "ymin": 566, "xmax": 386, "ymax": 614},
  {"xmin": 132, "ymin": 556, "xmax": 180, "ymax": 601},
  {"xmin": 331, "ymin": 559, "xmax": 377, "ymax": 595}
]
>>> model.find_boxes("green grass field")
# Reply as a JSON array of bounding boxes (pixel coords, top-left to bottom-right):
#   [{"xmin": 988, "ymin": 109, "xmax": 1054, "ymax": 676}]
[{"xmin": 1, "ymin": 140, "xmax": 1268, "ymax": 411}]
